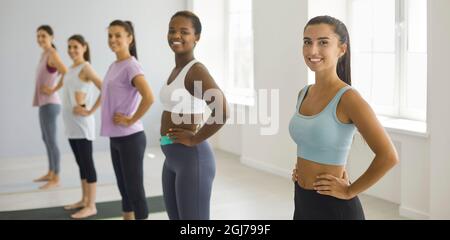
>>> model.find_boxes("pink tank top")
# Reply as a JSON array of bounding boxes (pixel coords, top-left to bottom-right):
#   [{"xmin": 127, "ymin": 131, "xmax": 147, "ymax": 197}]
[{"xmin": 32, "ymin": 52, "xmax": 61, "ymax": 107}]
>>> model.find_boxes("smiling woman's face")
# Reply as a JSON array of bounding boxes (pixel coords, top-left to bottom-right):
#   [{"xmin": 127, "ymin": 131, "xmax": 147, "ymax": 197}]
[
  {"xmin": 303, "ymin": 23, "xmax": 347, "ymax": 73},
  {"xmin": 167, "ymin": 16, "xmax": 199, "ymax": 54},
  {"xmin": 108, "ymin": 25, "xmax": 132, "ymax": 54},
  {"xmin": 36, "ymin": 30, "xmax": 53, "ymax": 49},
  {"xmin": 67, "ymin": 39, "xmax": 86, "ymax": 62}
]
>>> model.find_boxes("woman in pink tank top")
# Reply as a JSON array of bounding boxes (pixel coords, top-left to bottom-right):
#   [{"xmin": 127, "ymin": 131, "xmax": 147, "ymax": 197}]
[{"xmin": 32, "ymin": 25, "xmax": 68, "ymax": 190}]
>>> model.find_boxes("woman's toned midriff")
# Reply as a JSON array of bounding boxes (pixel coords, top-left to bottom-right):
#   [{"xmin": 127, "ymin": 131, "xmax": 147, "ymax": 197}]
[
  {"xmin": 160, "ymin": 111, "xmax": 203, "ymax": 136},
  {"xmin": 296, "ymin": 157, "xmax": 345, "ymax": 190}
]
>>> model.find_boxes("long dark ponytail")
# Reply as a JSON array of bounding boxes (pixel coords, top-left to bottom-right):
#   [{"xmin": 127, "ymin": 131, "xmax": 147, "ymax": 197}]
[
  {"xmin": 304, "ymin": 16, "xmax": 351, "ymax": 85},
  {"xmin": 109, "ymin": 20, "xmax": 138, "ymax": 59},
  {"xmin": 37, "ymin": 25, "xmax": 57, "ymax": 49},
  {"xmin": 68, "ymin": 34, "xmax": 91, "ymax": 62}
]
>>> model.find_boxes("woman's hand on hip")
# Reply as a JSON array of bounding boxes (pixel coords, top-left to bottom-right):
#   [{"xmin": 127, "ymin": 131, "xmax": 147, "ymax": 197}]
[
  {"xmin": 167, "ymin": 128, "xmax": 198, "ymax": 147},
  {"xmin": 113, "ymin": 112, "xmax": 133, "ymax": 127},
  {"xmin": 40, "ymin": 85, "xmax": 54, "ymax": 96},
  {"xmin": 73, "ymin": 106, "xmax": 90, "ymax": 116},
  {"xmin": 313, "ymin": 170, "xmax": 355, "ymax": 200}
]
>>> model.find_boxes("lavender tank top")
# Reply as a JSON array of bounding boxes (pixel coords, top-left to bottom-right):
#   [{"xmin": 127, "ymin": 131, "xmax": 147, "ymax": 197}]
[{"xmin": 32, "ymin": 51, "xmax": 61, "ymax": 107}]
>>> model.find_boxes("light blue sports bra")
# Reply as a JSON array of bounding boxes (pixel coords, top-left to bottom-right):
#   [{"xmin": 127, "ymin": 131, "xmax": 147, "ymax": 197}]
[{"xmin": 288, "ymin": 85, "xmax": 356, "ymax": 166}]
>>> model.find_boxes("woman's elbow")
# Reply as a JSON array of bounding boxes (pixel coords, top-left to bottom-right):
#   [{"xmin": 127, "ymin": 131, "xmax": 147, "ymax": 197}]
[
  {"xmin": 145, "ymin": 93, "xmax": 155, "ymax": 106},
  {"xmin": 148, "ymin": 98, "xmax": 155, "ymax": 107},
  {"xmin": 59, "ymin": 67, "xmax": 68, "ymax": 75},
  {"xmin": 386, "ymin": 150, "xmax": 399, "ymax": 168}
]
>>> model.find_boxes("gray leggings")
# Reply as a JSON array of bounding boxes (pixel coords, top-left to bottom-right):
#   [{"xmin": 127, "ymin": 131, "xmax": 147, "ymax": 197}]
[
  {"xmin": 39, "ymin": 104, "xmax": 61, "ymax": 174},
  {"xmin": 161, "ymin": 141, "xmax": 216, "ymax": 220}
]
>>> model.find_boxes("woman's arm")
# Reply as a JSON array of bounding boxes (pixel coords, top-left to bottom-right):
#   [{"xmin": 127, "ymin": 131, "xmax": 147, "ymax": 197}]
[
  {"xmin": 73, "ymin": 64, "xmax": 103, "ymax": 116},
  {"xmin": 41, "ymin": 50, "xmax": 68, "ymax": 95},
  {"xmin": 113, "ymin": 75, "xmax": 154, "ymax": 126},
  {"xmin": 168, "ymin": 63, "xmax": 230, "ymax": 146},
  {"xmin": 48, "ymin": 49, "xmax": 68, "ymax": 75},
  {"xmin": 74, "ymin": 91, "xmax": 87, "ymax": 105},
  {"xmin": 314, "ymin": 89, "xmax": 399, "ymax": 200}
]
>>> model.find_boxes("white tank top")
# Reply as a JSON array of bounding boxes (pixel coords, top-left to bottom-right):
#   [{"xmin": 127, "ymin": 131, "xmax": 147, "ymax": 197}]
[
  {"xmin": 159, "ymin": 59, "xmax": 207, "ymax": 114},
  {"xmin": 62, "ymin": 62, "xmax": 96, "ymax": 140}
]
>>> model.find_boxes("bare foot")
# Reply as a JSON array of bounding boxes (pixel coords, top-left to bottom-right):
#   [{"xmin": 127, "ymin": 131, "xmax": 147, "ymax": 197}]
[
  {"xmin": 64, "ymin": 201, "xmax": 86, "ymax": 210},
  {"xmin": 71, "ymin": 206, "xmax": 97, "ymax": 219},
  {"xmin": 123, "ymin": 212, "xmax": 135, "ymax": 220},
  {"xmin": 39, "ymin": 180, "xmax": 60, "ymax": 190},
  {"xmin": 33, "ymin": 174, "xmax": 51, "ymax": 182}
]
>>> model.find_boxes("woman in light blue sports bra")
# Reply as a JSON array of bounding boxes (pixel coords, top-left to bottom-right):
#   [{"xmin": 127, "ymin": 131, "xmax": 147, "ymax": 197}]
[{"xmin": 289, "ymin": 16, "xmax": 399, "ymax": 220}]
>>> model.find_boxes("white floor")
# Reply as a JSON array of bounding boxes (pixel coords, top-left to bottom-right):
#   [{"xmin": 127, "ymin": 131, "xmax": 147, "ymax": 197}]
[{"xmin": 0, "ymin": 147, "xmax": 408, "ymax": 220}]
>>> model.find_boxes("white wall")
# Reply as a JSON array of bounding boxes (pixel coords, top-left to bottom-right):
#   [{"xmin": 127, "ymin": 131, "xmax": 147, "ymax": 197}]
[
  {"xmin": 239, "ymin": 0, "xmax": 307, "ymax": 175},
  {"xmin": 0, "ymin": 0, "xmax": 185, "ymax": 157},
  {"xmin": 308, "ymin": 0, "xmax": 348, "ymax": 21},
  {"xmin": 428, "ymin": 0, "xmax": 450, "ymax": 220},
  {"xmin": 347, "ymin": 132, "xmax": 430, "ymax": 219}
]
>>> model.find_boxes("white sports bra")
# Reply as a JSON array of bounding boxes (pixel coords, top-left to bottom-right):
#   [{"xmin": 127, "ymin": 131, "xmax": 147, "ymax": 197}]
[{"xmin": 159, "ymin": 59, "xmax": 207, "ymax": 114}]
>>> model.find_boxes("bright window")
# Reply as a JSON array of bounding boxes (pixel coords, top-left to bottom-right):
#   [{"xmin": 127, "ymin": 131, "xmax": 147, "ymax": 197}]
[
  {"xmin": 191, "ymin": 0, "xmax": 254, "ymax": 105},
  {"xmin": 350, "ymin": 0, "xmax": 427, "ymax": 121}
]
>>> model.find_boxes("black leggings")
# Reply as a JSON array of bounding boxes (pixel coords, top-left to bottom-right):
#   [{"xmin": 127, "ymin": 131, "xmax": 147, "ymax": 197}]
[
  {"xmin": 110, "ymin": 131, "xmax": 148, "ymax": 220},
  {"xmin": 68, "ymin": 139, "xmax": 97, "ymax": 183},
  {"xmin": 294, "ymin": 183, "xmax": 365, "ymax": 220}
]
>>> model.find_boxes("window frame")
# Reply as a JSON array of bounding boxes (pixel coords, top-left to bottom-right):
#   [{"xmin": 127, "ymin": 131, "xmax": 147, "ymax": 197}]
[
  {"xmin": 223, "ymin": 0, "xmax": 255, "ymax": 106},
  {"xmin": 348, "ymin": 0, "xmax": 427, "ymax": 121}
]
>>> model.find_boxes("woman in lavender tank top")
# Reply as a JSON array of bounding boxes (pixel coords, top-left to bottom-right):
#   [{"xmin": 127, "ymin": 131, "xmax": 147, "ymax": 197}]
[{"xmin": 32, "ymin": 25, "xmax": 68, "ymax": 190}]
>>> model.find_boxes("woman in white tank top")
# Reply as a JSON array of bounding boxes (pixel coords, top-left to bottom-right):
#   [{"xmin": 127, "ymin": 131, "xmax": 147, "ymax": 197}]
[
  {"xmin": 61, "ymin": 35, "xmax": 102, "ymax": 219},
  {"xmin": 159, "ymin": 11, "xmax": 230, "ymax": 220},
  {"xmin": 62, "ymin": 61, "xmax": 96, "ymax": 140}
]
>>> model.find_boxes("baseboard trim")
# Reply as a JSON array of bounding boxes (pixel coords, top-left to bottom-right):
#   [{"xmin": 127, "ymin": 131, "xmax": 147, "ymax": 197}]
[{"xmin": 399, "ymin": 205, "xmax": 429, "ymax": 220}]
